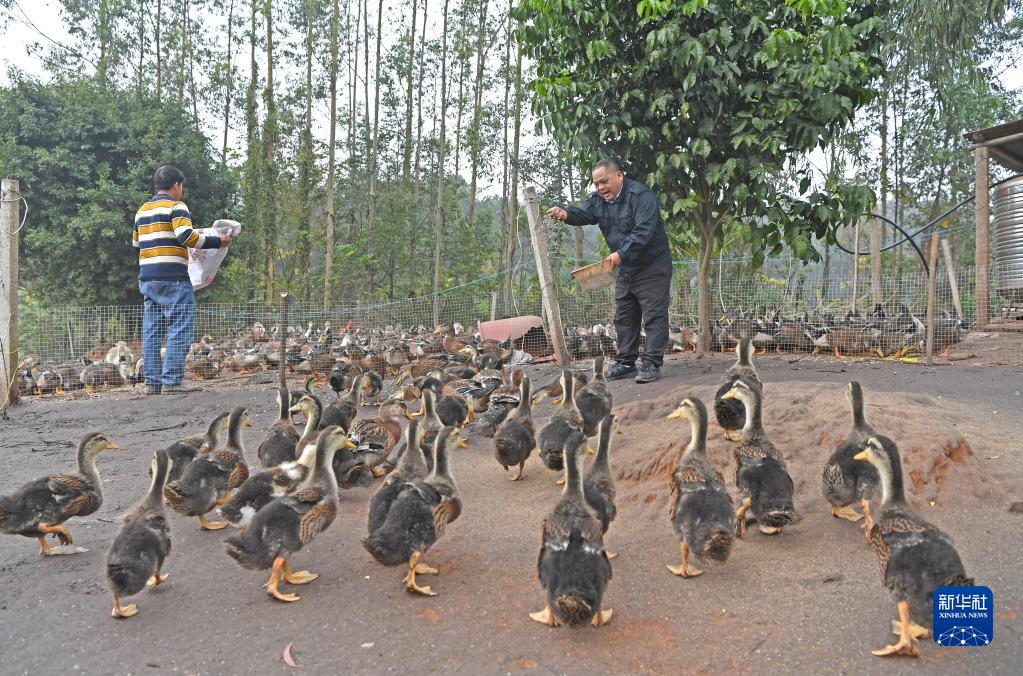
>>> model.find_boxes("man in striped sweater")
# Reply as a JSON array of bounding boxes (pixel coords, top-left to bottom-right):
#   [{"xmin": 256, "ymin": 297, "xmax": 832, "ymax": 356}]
[{"xmin": 133, "ymin": 165, "xmax": 231, "ymax": 395}]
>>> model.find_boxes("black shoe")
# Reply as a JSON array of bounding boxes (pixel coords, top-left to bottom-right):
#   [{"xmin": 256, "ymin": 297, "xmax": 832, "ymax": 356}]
[
  {"xmin": 162, "ymin": 383, "xmax": 201, "ymax": 394},
  {"xmin": 145, "ymin": 384, "xmax": 162, "ymax": 395},
  {"xmin": 605, "ymin": 360, "xmax": 637, "ymax": 380},
  {"xmin": 635, "ymin": 364, "xmax": 661, "ymax": 384}
]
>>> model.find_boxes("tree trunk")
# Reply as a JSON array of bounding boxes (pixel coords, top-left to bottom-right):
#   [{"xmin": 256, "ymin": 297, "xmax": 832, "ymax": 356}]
[
  {"xmin": 297, "ymin": 0, "xmax": 316, "ymax": 300},
  {"xmin": 566, "ymin": 162, "xmax": 584, "ymax": 260},
  {"xmin": 465, "ymin": 0, "xmax": 488, "ymax": 238},
  {"xmin": 408, "ymin": 0, "xmax": 428, "ymax": 297},
  {"xmin": 262, "ymin": 0, "xmax": 278, "ymax": 303},
  {"xmin": 506, "ymin": 38, "xmax": 522, "ymax": 303},
  {"xmin": 346, "ymin": 0, "xmax": 358, "ymax": 246},
  {"xmin": 366, "ymin": 0, "xmax": 384, "ymax": 288},
  {"xmin": 177, "ymin": 1, "xmax": 186, "ymax": 102},
  {"xmin": 498, "ymin": 0, "xmax": 514, "ymax": 310},
  {"xmin": 432, "ymin": 0, "xmax": 451, "ymax": 326},
  {"xmin": 156, "ymin": 0, "xmax": 162, "ymax": 100},
  {"xmin": 243, "ymin": 0, "xmax": 261, "ymax": 299},
  {"xmin": 323, "ymin": 0, "xmax": 340, "ymax": 307},
  {"xmin": 696, "ymin": 222, "xmax": 714, "ymax": 354},
  {"xmin": 453, "ymin": 2, "xmax": 469, "ymax": 178},
  {"xmin": 185, "ymin": 0, "xmax": 199, "ymax": 126},
  {"xmin": 402, "ymin": 0, "xmax": 417, "ymax": 183},
  {"xmin": 137, "ymin": 1, "xmax": 146, "ymax": 91},
  {"xmin": 222, "ymin": 0, "xmax": 236, "ymax": 164},
  {"xmin": 98, "ymin": 0, "xmax": 110, "ymax": 82}
]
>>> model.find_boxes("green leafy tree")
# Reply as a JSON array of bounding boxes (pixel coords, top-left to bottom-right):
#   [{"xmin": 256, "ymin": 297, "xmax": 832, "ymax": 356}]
[
  {"xmin": 0, "ymin": 76, "xmax": 235, "ymax": 306},
  {"xmin": 518, "ymin": 0, "xmax": 887, "ymax": 351}
]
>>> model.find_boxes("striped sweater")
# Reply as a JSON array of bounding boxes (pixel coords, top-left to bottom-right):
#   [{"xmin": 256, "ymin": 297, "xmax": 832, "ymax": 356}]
[{"xmin": 132, "ymin": 195, "xmax": 222, "ymax": 282}]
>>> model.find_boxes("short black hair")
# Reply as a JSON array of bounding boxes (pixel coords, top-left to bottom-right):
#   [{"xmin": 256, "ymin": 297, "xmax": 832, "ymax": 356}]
[
  {"xmin": 592, "ymin": 158, "xmax": 621, "ymax": 174},
  {"xmin": 154, "ymin": 165, "xmax": 186, "ymax": 191}
]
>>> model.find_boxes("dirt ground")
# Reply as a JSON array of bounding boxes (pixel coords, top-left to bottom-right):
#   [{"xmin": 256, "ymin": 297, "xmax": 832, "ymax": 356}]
[{"xmin": 1, "ymin": 353, "xmax": 1021, "ymax": 675}]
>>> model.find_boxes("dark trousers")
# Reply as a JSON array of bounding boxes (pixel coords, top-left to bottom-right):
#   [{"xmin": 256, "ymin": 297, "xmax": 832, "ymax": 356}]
[{"xmin": 614, "ymin": 257, "xmax": 672, "ymax": 367}]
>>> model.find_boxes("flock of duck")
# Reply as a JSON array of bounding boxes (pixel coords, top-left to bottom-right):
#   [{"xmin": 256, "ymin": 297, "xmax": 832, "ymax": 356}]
[
  {"xmin": 15, "ymin": 300, "xmax": 967, "ymax": 397},
  {"xmin": 1, "ymin": 336, "xmax": 975, "ymax": 659}
]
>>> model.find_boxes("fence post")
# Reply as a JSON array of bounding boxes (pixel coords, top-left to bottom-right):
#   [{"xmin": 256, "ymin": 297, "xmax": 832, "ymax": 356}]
[
  {"xmin": 1, "ymin": 179, "xmax": 21, "ymax": 410},
  {"xmin": 941, "ymin": 238, "xmax": 963, "ymax": 320},
  {"xmin": 925, "ymin": 231, "xmax": 940, "ymax": 365},
  {"xmin": 974, "ymin": 147, "xmax": 990, "ymax": 328},
  {"xmin": 851, "ymin": 220, "xmax": 860, "ymax": 314},
  {"xmin": 489, "ymin": 291, "xmax": 498, "ymax": 322},
  {"xmin": 522, "ymin": 186, "xmax": 571, "ymax": 365},
  {"xmin": 279, "ymin": 292, "xmax": 289, "ymax": 389}
]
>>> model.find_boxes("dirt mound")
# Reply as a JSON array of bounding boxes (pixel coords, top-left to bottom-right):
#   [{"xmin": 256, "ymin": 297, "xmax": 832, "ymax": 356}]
[{"xmin": 608, "ymin": 382, "xmax": 1003, "ymax": 520}]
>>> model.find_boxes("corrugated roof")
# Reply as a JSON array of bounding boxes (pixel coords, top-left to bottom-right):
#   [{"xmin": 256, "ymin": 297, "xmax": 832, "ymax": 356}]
[{"xmin": 965, "ymin": 120, "xmax": 1023, "ymax": 171}]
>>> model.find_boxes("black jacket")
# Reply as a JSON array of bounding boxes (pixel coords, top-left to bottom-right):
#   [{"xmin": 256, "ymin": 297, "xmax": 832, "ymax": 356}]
[{"xmin": 563, "ymin": 177, "xmax": 670, "ymax": 270}]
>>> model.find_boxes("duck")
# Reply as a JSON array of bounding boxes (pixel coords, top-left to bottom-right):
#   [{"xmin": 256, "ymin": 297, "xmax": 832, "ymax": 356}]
[
  {"xmin": 185, "ymin": 355, "xmax": 221, "ymax": 381},
  {"xmin": 164, "ymin": 407, "xmax": 253, "ymax": 530},
  {"xmin": 219, "ymin": 431, "xmax": 350, "ymax": 530},
  {"xmin": 105, "ymin": 449, "xmax": 173, "ymax": 619},
  {"xmin": 538, "ymin": 369, "xmax": 585, "ymax": 485},
  {"xmin": 288, "ymin": 392, "xmax": 325, "ymax": 455},
  {"xmin": 322, "ymin": 373, "xmax": 362, "ymax": 432},
  {"xmin": 583, "ymin": 413, "xmax": 618, "ymax": 557},
  {"xmin": 665, "ymin": 398, "xmax": 735, "ymax": 578},
  {"xmin": 367, "ymin": 419, "xmax": 429, "ymax": 536},
  {"xmin": 463, "ymin": 369, "xmax": 524, "ymax": 439},
  {"xmin": 576, "ymin": 357, "xmax": 612, "ymax": 438},
  {"xmin": 417, "ymin": 389, "xmax": 445, "ymax": 450},
  {"xmin": 257, "ymin": 386, "xmax": 300, "ymax": 468},
  {"xmin": 436, "ymin": 392, "xmax": 471, "ymax": 427},
  {"xmin": 360, "ymin": 370, "xmax": 384, "ymax": 404},
  {"xmin": 349, "ymin": 400, "xmax": 414, "ymax": 481},
  {"xmin": 720, "ymin": 379, "xmax": 795, "ymax": 536},
  {"xmin": 362, "ymin": 426, "xmax": 463, "ymax": 596},
  {"xmin": 714, "ymin": 337, "xmax": 762, "ymax": 441},
  {"xmin": 494, "ymin": 375, "xmax": 536, "ymax": 481},
  {"xmin": 162, "ymin": 412, "xmax": 230, "ymax": 485},
  {"xmin": 223, "ymin": 427, "xmax": 348, "ymax": 602},
  {"xmin": 822, "ymin": 382, "xmax": 880, "ymax": 530},
  {"xmin": 854, "ymin": 435, "xmax": 974, "ymax": 657},
  {"xmin": 530, "ymin": 431, "xmax": 613, "ymax": 627},
  {"xmin": 80, "ymin": 362, "xmax": 126, "ymax": 391},
  {"xmin": 0, "ymin": 432, "xmax": 117, "ymax": 555}
]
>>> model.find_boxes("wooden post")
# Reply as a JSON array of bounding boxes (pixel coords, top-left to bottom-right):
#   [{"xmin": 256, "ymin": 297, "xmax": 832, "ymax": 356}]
[
  {"xmin": 941, "ymin": 238, "xmax": 963, "ymax": 320},
  {"xmin": 925, "ymin": 231, "xmax": 940, "ymax": 365},
  {"xmin": 1, "ymin": 179, "xmax": 20, "ymax": 409},
  {"xmin": 522, "ymin": 186, "xmax": 571, "ymax": 365},
  {"xmin": 851, "ymin": 220, "xmax": 860, "ymax": 314},
  {"xmin": 489, "ymin": 291, "xmax": 498, "ymax": 322},
  {"xmin": 975, "ymin": 147, "xmax": 990, "ymax": 329},
  {"xmin": 279, "ymin": 292, "xmax": 289, "ymax": 389},
  {"xmin": 869, "ymin": 216, "xmax": 882, "ymax": 307}
]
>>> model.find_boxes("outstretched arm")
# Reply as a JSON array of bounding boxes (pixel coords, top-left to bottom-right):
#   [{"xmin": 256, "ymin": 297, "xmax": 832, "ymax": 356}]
[{"xmin": 547, "ymin": 194, "xmax": 598, "ymax": 226}]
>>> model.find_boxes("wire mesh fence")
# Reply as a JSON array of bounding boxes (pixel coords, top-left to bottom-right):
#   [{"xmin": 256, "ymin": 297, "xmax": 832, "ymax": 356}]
[{"xmin": 14, "ymin": 256, "xmax": 1023, "ymax": 382}]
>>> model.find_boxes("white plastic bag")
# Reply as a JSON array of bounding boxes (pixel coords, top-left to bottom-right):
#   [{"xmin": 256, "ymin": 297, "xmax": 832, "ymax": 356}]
[{"xmin": 189, "ymin": 219, "xmax": 241, "ymax": 290}]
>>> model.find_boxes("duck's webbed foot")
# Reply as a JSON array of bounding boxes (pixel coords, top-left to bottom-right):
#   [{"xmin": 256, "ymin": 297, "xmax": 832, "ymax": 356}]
[
  {"xmin": 403, "ymin": 551, "xmax": 437, "ymax": 596},
  {"xmin": 666, "ymin": 542, "xmax": 702, "ymax": 578},
  {"xmin": 111, "ymin": 594, "xmax": 139, "ymax": 619},
  {"xmin": 529, "ymin": 605, "xmax": 560, "ymax": 626}
]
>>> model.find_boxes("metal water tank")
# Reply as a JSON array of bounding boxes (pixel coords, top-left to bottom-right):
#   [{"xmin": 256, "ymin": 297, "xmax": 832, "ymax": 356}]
[{"xmin": 991, "ymin": 175, "xmax": 1023, "ymax": 302}]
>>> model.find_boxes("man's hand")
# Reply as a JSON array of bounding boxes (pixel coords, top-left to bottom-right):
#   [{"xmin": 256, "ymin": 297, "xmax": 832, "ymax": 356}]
[
  {"xmin": 219, "ymin": 233, "xmax": 233, "ymax": 248},
  {"xmin": 605, "ymin": 252, "xmax": 622, "ymax": 270},
  {"xmin": 546, "ymin": 206, "xmax": 568, "ymax": 221}
]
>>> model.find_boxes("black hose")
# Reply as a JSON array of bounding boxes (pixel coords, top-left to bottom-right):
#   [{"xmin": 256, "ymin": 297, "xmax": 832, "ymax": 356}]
[{"xmin": 833, "ymin": 172, "xmax": 1023, "ymax": 273}]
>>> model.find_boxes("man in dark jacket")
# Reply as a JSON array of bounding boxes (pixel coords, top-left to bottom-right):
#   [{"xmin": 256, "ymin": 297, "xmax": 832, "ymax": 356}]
[{"xmin": 547, "ymin": 159, "xmax": 672, "ymax": 383}]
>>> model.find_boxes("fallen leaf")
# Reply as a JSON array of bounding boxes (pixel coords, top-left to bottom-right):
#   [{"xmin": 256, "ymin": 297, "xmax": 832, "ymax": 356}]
[
  {"xmin": 418, "ymin": 608, "xmax": 441, "ymax": 624},
  {"xmin": 283, "ymin": 642, "xmax": 300, "ymax": 669}
]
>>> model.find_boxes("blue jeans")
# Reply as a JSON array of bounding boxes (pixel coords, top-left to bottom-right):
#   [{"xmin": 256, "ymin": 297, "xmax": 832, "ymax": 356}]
[{"xmin": 139, "ymin": 280, "xmax": 196, "ymax": 386}]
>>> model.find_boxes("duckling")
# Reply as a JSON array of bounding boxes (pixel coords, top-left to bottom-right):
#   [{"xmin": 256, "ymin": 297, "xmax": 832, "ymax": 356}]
[
  {"xmin": 362, "ymin": 426, "xmax": 463, "ymax": 596},
  {"xmin": 462, "ymin": 369, "xmax": 524, "ymax": 439},
  {"xmin": 288, "ymin": 375, "xmax": 317, "ymax": 420},
  {"xmin": 576, "ymin": 357, "xmax": 612, "ymax": 437},
  {"xmin": 328, "ymin": 362, "xmax": 359, "ymax": 397},
  {"xmin": 720, "ymin": 380, "xmax": 795, "ymax": 536},
  {"xmin": 530, "ymin": 431, "xmax": 613, "ymax": 627},
  {"xmin": 56, "ymin": 362, "xmax": 84, "ymax": 390},
  {"xmin": 538, "ymin": 369, "xmax": 585, "ymax": 485},
  {"xmin": 665, "ymin": 399, "xmax": 735, "ymax": 578},
  {"xmin": 418, "ymin": 389, "xmax": 445, "ymax": 450},
  {"xmin": 583, "ymin": 414, "xmax": 617, "ymax": 556},
  {"xmin": 322, "ymin": 373, "xmax": 362, "ymax": 432},
  {"xmin": 350, "ymin": 400, "xmax": 415, "ymax": 480},
  {"xmin": 257, "ymin": 386, "xmax": 300, "ymax": 468},
  {"xmin": 164, "ymin": 407, "xmax": 253, "ymax": 530},
  {"xmin": 361, "ymin": 370, "xmax": 384, "ymax": 404},
  {"xmin": 16, "ymin": 367, "xmax": 36, "ymax": 395},
  {"xmin": 288, "ymin": 392, "xmax": 325, "ymax": 454},
  {"xmin": 714, "ymin": 338, "xmax": 762, "ymax": 441},
  {"xmin": 822, "ymin": 382, "xmax": 880, "ymax": 530},
  {"xmin": 854, "ymin": 435, "xmax": 974, "ymax": 657},
  {"xmin": 33, "ymin": 366, "xmax": 64, "ymax": 395},
  {"xmin": 223, "ymin": 427, "xmax": 348, "ymax": 603},
  {"xmin": 367, "ymin": 419, "xmax": 429, "ymax": 535},
  {"xmin": 186, "ymin": 356, "xmax": 221, "ymax": 380},
  {"xmin": 494, "ymin": 376, "xmax": 536, "ymax": 480},
  {"xmin": 436, "ymin": 393, "xmax": 471, "ymax": 427},
  {"xmin": 0, "ymin": 432, "xmax": 117, "ymax": 555},
  {"xmin": 163, "ymin": 412, "xmax": 230, "ymax": 485},
  {"xmin": 106, "ymin": 450, "xmax": 173, "ymax": 619},
  {"xmin": 219, "ymin": 432, "xmax": 351, "ymax": 530},
  {"xmin": 80, "ymin": 362, "xmax": 126, "ymax": 392}
]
